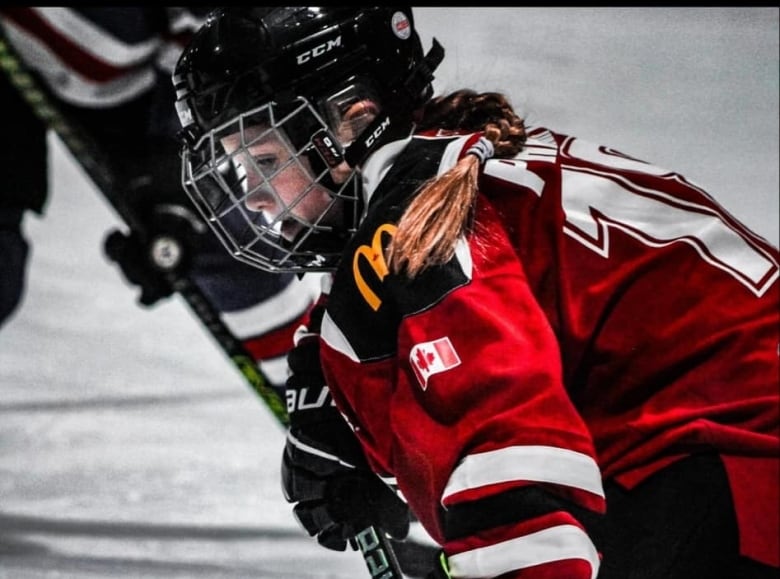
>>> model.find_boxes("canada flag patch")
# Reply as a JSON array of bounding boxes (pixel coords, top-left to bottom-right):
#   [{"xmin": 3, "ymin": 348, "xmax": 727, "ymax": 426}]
[{"xmin": 409, "ymin": 337, "xmax": 461, "ymax": 390}]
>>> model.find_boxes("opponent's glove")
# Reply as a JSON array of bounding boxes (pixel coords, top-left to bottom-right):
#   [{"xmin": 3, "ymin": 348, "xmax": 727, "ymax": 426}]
[
  {"xmin": 281, "ymin": 309, "xmax": 409, "ymax": 551},
  {"xmin": 103, "ymin": 203, "xmax": 202, "ymax": 306},
  {"xmin": 104, "ymin": 229, "xmax": 174, "ymax": 306}
]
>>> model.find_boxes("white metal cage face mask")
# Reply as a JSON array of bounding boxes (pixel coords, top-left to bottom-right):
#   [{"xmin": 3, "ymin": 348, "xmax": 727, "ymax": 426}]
[{"xmin": 180, "ymin": 97, "xmax": 362, "ymax": 273}]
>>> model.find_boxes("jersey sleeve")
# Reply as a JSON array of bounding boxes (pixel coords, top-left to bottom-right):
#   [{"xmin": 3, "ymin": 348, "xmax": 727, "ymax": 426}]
[
  {"xmin": 321, "ymin": 193, "xmax": 606, "ymax": 578},
  {"xmin": 0, "ymin": 7, "xmax": 210, "ymax": 106},
  {"xmin": 216, "ymin": 273, "xmax": 322, "ymax": 390},
  {"xmin": 401, "ymin": 198, "xmax": 605, "ymax": 578}
]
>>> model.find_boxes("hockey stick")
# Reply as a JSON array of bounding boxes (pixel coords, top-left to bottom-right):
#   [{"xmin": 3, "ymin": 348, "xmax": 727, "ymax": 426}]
[{"xmin": 0, "ymin": 28, "xmax": 405, "ymax": 579}]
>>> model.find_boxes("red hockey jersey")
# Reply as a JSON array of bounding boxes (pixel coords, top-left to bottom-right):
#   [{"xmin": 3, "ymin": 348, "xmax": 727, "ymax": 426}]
[{"xmin": 319, "ymin": 128, "xmax": 779, "ymax": 577}]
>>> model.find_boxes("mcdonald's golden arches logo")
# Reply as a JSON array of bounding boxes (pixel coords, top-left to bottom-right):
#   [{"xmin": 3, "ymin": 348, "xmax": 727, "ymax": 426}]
[{"xmin": 352, "ymin": 223, "xmax": 397, "ymax": 311}]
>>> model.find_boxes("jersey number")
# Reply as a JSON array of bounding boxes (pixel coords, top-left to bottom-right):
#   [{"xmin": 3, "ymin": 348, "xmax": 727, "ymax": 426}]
[{"xmin": 560, "ymin": 139, "xmax": 778, "ymax": 297}]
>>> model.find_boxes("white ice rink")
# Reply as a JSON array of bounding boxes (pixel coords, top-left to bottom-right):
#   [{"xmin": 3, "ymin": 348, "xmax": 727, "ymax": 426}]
[{"xmin": 1, "ymin": 8, "xmax": 777, "ymax": 578}]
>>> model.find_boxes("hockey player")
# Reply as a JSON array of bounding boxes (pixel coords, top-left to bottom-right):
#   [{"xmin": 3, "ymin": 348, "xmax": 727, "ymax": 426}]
[
  {"xmin": 0, "ymin": 7, "xmax": 320, "ymax": 390},
  {"xmin": 173, "ymin": 7, "xmax": 779, "ymax": 579}
]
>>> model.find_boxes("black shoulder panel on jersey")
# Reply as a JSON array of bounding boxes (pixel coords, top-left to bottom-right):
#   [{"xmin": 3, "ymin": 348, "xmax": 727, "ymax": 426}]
[{"xmin": 326, "ymin": 136, "xmax": 471, "ymax": 362}]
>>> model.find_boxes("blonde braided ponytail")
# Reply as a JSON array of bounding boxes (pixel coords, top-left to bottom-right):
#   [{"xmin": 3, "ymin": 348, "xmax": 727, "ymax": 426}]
[{"xmin": 386, "ymin": 90, "xmax": 526, "ymax": 277}]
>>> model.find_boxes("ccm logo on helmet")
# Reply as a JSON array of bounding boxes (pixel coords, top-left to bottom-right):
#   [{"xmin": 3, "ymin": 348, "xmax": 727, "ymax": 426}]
[
  {"xmin": 365, "ymin": 116, "xmax": 391, "ymax": 148},
  {"xmin": 296, "ymin": 36, "xmax": 342, "ymax": 65}
]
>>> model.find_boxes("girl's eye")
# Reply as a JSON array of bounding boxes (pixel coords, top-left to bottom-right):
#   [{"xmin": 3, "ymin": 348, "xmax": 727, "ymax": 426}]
[{"xmin": 253, "ymin": 155, "xmax": 279, "ymax": 177}]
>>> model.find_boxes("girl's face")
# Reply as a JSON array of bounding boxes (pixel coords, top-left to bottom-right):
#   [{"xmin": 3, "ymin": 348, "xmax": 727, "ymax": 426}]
[
  {"xmin": 220, "ymin": 125, "xmax": 345, "ymax": 241},
  {"xmin": 218, "ymin": 97, "xmax": 377, "ymax": 242}
]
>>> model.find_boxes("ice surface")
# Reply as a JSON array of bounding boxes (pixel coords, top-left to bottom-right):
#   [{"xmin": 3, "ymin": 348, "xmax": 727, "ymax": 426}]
[{"xmin": 1, "ymin": 8, "xmax": 777, "ymax": 578}]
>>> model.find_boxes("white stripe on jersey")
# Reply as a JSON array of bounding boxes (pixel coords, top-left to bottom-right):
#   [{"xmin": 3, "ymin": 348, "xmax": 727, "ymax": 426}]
[
  {"xmin": 447, "ymin": 523, "xmax": 599, "ymax": 579},
  {"xmin": 1, "ymin": 17, "xmax": 155, "ymax": 106},
  {"xmin": 32, "ymin": 7, "xmax": 159, "ymax": 66},
  {"xmin": 442, "ymin": 445, "xmax": 604, "ymax": 502},
  {"xmin": 320, "ymin": 310, "xmax": 359, "ymax": 362},
  {"xmin": 221, "ymin": 274, "xmax": 321, "ymax": 339}
]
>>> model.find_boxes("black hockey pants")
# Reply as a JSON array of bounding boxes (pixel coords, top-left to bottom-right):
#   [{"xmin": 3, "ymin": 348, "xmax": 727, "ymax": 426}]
[{"xmin": 592, "ymin": 452, "xmax": 776, "ymax": 579}]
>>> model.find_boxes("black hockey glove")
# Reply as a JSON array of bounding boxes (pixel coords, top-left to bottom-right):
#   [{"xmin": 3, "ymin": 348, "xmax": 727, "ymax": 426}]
[
  {"xmin": 281, "ymin": 322, "xmax": 409, "ymax": 551},
  {"xmin": 104, "ymin": 229, "xmax": 174, "ymax": 306},
  {"xmin": 103, "ymin": 203, "xmax": 203, "ymax": 306}
]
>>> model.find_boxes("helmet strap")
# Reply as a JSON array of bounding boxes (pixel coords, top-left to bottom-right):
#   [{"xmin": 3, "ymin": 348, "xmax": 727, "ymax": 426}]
[{"xmin": 344, "ymin": 111, "xmax": 395, "ymax": 167}]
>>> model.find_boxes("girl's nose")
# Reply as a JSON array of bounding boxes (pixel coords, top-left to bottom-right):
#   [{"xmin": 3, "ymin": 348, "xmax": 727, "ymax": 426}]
[{"xmin": 244, "ymin": 189, "xmax": 276, "ymax": 213}]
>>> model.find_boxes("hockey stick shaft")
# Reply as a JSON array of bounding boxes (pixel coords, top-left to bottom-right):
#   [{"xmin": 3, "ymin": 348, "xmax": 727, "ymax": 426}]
[{"xmin": 0, "ymin": 29, "xmax": 405, "ymax": 579}]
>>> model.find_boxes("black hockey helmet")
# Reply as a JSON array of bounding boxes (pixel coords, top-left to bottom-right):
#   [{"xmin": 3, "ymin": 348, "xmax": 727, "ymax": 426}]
[{"xmin": 172, "ymin": 7, "xmax": 444, "ymax": 273}]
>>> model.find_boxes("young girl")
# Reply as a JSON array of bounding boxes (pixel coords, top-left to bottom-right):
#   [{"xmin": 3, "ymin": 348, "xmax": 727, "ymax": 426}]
[{"xmin": 173, "ymin": 7, "xmax": 779, "ymax": 578}]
